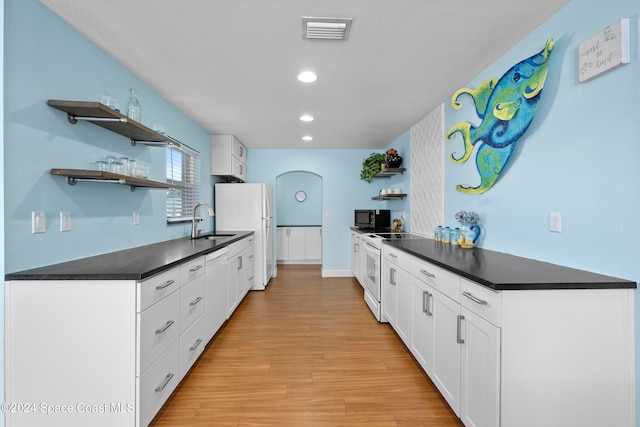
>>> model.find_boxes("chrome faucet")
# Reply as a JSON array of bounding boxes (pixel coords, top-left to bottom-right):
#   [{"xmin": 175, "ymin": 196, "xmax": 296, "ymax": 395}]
[{"xmin": 191, "ymin": 202, "xmax": 215, "ymax": 239}]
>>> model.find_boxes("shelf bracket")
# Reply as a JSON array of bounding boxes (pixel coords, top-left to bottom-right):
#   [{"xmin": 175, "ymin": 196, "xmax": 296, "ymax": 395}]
[
  {"xmin": 66, "ymin": 177, "xmax": 128, "ymax": 186},
  {"xmin": 67, "ymin": 114, "xmax": 128, "ymax": 125}
]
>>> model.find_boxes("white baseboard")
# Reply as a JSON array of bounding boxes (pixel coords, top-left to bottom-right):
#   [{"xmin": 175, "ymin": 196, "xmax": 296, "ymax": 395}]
[{"xmin": 321, "ymin": 269, "xmax": 353, "ymax": 278}]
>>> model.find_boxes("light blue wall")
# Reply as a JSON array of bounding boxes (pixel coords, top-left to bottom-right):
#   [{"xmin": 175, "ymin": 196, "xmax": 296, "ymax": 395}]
[
  {"xmin": 276, "ymin": 171, "xmax": 322, "ymax": 226},
  {"xmin": 4, "ymin": 0, "xmax": 217, "ymax": 273},
  {"xmin": 248, "ymin": 149, "xmax": 401, "ymax": 273},
  {"xmin": 1, "ymin": 0, "xmax": 5, "ymax": 421},
  {"xmin": 443, "ymin": 0, "xmax": 640, "ymax": 420},
  {"xmin": 380, "ymin": 130, "xmax": 411, "ymax": 231}
]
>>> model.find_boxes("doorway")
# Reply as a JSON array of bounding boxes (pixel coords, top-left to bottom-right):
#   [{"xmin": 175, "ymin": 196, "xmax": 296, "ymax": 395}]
[{"xmin": 275, "ymin": 171, "xmax": 323, "ymax": 265}]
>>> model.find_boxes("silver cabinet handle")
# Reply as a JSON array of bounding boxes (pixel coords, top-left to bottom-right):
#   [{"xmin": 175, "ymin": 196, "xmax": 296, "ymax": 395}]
[
  {"xmin": 457, "ymin": 315, "xmax": 465, "ymax": 344},
  {"xmin": 422, "ymin": 291, "xmax": 432, "ymax": 316},
  {"xmin": 189, "ymin": 338, "xmax": 203, "ymax": 352},
  {"xmin": 389, "ymin": 253, "xmax": 398, "ymax": 259},
  {"xmin": 189, "ymin": 296, "xmax": 203, "ymax": 306},
  {"xmin": 156, "ymin": 280, "xmax": 175, "ymax": 290},
  {"xmin": 189, "ymin": 265, "xmax": 203, "ymax": 273},
  {"xmin": 237, "ymin": 256, "xmax": 243, "ymax": 270},
  {"xmin": 462, "ymin": 291, "xmax": 488, "ymax": 305},
  {"xmin": 420, "ymin": 269, "xmax": 435, "ymax": 278},
  {"xmin": 390, "ymin": 268, "xmax": 396, "ymax": 286},
  {"xmin": 155, "ymin": 373, "xmax": 175, "ymax": 392},
  {"xmin": 155, "ymin": 320, "xmax": 175, "ymax": 334}
]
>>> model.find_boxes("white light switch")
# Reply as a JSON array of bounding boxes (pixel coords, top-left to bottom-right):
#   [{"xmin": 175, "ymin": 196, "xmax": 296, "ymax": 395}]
[
  {"xmin": 549, "ymin": 211, "xmax": 562, "ymax": 233},
  {"xmin": 60, "ymin": 211, "xmax": 71, "ymax": 232},
  {"xmin": 32, "ymin": 211, "xmax": 46, "ymax": 234},
  {"xmin": 133, "ymin": 211, "xmax": 140, "ymax": 225}
]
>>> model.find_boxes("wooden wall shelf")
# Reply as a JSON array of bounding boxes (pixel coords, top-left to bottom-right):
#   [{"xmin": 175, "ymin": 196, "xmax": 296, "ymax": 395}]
[{"xmin": 51, "ymin": 169, "xmax": 180, "ymax": 192}]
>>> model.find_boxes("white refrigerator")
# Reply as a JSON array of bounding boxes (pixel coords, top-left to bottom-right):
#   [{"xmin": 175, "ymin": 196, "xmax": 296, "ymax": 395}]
[{"xmin": 215, "ymin": 183, "xmax": 274, "ymax": 290}]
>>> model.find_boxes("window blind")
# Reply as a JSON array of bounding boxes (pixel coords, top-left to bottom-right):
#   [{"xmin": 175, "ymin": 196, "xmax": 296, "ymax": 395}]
[{"xmin": 166, "ymin": 146, "xmax": 200, "ymax": 221}]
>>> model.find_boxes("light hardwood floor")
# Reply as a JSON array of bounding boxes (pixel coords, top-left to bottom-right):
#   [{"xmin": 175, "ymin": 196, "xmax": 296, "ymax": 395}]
[{"xmin": 150, "ymin": 264, "xmax": 463, "ymax": 426}]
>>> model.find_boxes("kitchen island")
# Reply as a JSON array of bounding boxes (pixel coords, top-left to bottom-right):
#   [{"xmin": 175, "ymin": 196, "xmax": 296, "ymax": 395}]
[
  {"xmin": 5, "ymin": 231, "xmax": 254, "ymax": 427},
  {"xmin": 358, "ymin": 230, "xmax": 636, "ymax": 427}
]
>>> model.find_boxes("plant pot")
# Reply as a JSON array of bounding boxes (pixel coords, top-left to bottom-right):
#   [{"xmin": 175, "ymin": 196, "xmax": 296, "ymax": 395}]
[{"xmin": 386, "ymin": 155, "xmax": 402, "ymax": 168}]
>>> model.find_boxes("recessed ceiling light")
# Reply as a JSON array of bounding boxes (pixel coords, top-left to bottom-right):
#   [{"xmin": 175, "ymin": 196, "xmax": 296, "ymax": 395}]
[
  {"xmin": 300, "ymin": 114, "xmax": 314, "ymax": 122},
  {"xmin": 297, "ymin": 71, "xmax": 318, "ymax": 83},
  {"xmin": 302, "ymin": 136, "xmax": 313, "ymax": 141}
]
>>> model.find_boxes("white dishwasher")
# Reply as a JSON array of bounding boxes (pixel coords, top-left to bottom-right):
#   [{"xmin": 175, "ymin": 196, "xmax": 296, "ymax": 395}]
[{"xmin": 204, "ymin": 247, "xmax": 229, "ymax": 343}]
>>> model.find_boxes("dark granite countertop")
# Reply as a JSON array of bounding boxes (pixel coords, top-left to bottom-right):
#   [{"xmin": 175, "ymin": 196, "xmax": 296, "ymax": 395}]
[
  {"xmin": 5, "ymin": 231, "xmax": 254, "ymax": 281},
  {"xmin": 352, "ymin": 228, "xmax": 636, "ymax": 290}
]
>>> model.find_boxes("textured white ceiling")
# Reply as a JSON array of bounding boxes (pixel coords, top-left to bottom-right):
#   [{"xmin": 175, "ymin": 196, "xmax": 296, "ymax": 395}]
[{"xmin": 39, "ymin": 0, "xmax": 570, "ymax": 149}]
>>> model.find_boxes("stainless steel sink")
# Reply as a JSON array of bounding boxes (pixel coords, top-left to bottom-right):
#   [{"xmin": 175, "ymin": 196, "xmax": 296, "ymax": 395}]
[{"xmin": 197, "ymin": 234, "xmax": 234, "ymax": 240}]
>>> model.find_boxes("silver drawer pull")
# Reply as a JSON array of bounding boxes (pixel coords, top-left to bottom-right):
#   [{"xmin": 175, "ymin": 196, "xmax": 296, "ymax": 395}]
[
  {"xmin": 420, "ymin": 269, "xmax": 435, "ymax": 278},
  {"xmin": 189, "ymin": 265, "xmax": 203, "ymax": 273},
  {"xmin": 155, "ymin": 280, "xmax": 175, "ymax": 290},
  {"xmin": 155, "ymin": 373, "xmax": 175, "ymax": 392},
  {"xmin": 390, "ymin": 268, "xmax": 397, "ymax": 285},
  {"xmin": 190, "ymin": 296, "xmax": 203, "ymax": 306},
  {"xmin": 389, "ymin": 253, "xmax": 398, "ymax": 258},
  {"xmin": 189, "ymin": 338, "xmax": 203, "ymax": 352},
  {"xmin": 155, "ymin": 320, "xmax": 175, "ymax": 334},
  {"xmin": 457, "ymin": 315, "xmax": 465, "ymax": 344},
  {"xmin": 462, "ymin": 291, "xmax": 488, "ymax": 305}
]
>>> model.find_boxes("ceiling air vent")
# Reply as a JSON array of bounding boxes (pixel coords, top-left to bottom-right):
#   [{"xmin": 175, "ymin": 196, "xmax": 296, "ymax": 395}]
[{"xmin": 302, "ymin": 17, "xmax": 352, "ymax": 40}]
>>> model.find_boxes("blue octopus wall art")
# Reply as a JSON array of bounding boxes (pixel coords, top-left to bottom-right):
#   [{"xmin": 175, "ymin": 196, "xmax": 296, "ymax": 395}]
[{"xmin": 447, "ymin": 38, "xmax": 555, "ymax": 194}]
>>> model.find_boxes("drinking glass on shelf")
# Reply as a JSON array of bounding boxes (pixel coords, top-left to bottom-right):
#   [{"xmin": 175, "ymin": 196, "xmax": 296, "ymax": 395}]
[
  {"xmin": 94, "ymin": 160, "xmax": 108, "ymax": 171},
  {"xmin": 110, "ymin": 161, "xmax": 125, "ymax": 175}
]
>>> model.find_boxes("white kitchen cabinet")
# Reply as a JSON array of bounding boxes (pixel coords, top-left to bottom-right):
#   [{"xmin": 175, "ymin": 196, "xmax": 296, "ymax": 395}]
[
  {"xmin": 460, "ymin": 307, "xmax": 500, "ymax": 427},
  {"xmin": 381, "ymin": 244, "xmax": 411, "ymax": 342},
  {"xmin": 226, "ymin": 236, "xmax": 253, "ymax": 317},
  {"xmin": 410, "ymin": 277, "xmax": 434, "ymax": 374},
  {"xmin": 277, "ymin": 226, "xmax": 321, "ymax": 263},
  {"xmin": 4, "ymin": 253, "xmax": 216, "ymax": 427},
  {"xmin": 350, "ymin": 231, "xmax": 360, "ymax": 278},
  {"xmin": 204, "ymin": 248, "xmax": 229, "ymax": 343},
  {"xmin": 304, "ymin": 227, "xmax": 322, "ymax": 260},
  {"xmin": 211, "ymin": 134, "xmax": 247, "ymax": 182},
  {"xmin": 381, "ymin": 239, "xmax": 634, "ymax": 427}
]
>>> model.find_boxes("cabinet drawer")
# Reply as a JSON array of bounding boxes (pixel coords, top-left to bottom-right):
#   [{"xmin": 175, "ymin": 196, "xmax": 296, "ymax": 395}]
[
  {"xmin": 138, "ymin": 340, "xmax": 180, "ymax": 427},
  {"xmin": 179, "ymin": 315, "xmax": 206, "ymax": 380},
  {"xmin": 180, "ymin": 256, "xmax": 205, "ymax": 284},
  {"xmin": 180, "ymin": 274, "xmax": 206, "ymax": 333},
  {"xmin": 410, "ymin": 257, "xmax": 460, "ymax": 302},
  {"xmin": 137, "ymin": 268, "xmax": 181, "ymax": 312},
  {"xmin": 383, "ymin": 243, "xmax": 411, "ymax": 271},
  {"xmin": 461, "ymin": 278, "xmax": 502, "ymax": 326},
  {"xmin": 138, "ymin": 291, "xmax": 180, "ymax": 374}
]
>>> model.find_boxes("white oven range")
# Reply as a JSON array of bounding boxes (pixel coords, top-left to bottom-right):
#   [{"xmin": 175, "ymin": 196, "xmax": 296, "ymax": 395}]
[{"xmin": 359, "ymin": 232, "xmax": 423, "ymax": 321}]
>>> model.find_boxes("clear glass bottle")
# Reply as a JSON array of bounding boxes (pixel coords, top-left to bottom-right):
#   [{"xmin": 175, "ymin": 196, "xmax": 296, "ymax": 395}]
[{"xmin": 125, "ymin": 88, "xmax": 141, "ymax": 122}]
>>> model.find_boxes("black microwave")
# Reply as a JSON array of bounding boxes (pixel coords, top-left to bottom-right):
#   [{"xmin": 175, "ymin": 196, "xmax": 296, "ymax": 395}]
[{"xmin": 354, "ymin": 209, "xmax": 391, "ymax": 229}]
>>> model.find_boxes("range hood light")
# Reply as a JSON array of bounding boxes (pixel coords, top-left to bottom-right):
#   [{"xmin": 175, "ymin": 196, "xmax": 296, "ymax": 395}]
[
  {"xmin": 300, "ymin": 115, "xmax": 314, "ymax": 122},
  {"xmin": 302, "ymin": 135, "xmax": 313, "ymax": 141}
]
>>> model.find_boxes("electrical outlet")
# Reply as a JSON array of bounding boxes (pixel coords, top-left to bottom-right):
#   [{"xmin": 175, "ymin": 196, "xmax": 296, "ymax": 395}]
[
  {"xmin": 549, "ymin": 211, "xmax": 562, "ymax": 233},
  {"xmin": 60, "ymin": 211, "xmax": 71, "ymax": 232},
  {"xmin": 133, "ymin": 211, "xmax": 140, "ymax": 225},
  {"xmin": 32, "ymin": 211, "xmax": 45, "ymax": 233}
]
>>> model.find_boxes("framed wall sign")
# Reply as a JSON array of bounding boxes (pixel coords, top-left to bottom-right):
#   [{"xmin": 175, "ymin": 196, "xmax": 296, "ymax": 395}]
[{"xmin": 579, "ymin": 18, "xmax": 630, "ymax": 82}]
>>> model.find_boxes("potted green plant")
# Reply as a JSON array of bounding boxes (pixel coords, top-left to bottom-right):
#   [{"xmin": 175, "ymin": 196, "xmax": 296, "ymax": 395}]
[{"xmin": 360, "ymin": 152, "xmax": 386, "ymax": 183}]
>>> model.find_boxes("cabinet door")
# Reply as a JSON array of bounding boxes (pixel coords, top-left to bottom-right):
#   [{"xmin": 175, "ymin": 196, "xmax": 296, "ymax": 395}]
[
  {"xmin": 431, "ymin": 289, "xmax": 462, "ymax": 416},
  {"xmin": 205, "ymin": 251, "xmax": 228, "ymax": 342},
  {"xmin": 381, "ymin": 260, "xmax": 396, "ymax": 325},
  {"xmin": 287, "ymin": 227, "xmax": 306, "ymax": 260},
  {"xmin": 394, "ymin": 267, "xmax": 412, "ymax": 344},
  {"xmin": 304, "ymin": 227, "xmax": 322, "ymax": 260},
  {"xmin": 350, "ymin": 233, "xmax": 359, "ymax": 277},
  {"xmin": 460, "ymin": 307, "xmax": 500, "ymax": 427},
  {"xmin": 227, "ymin": 255, "xmax": 240, "ymax": 317},
  {"xmin": 277, "ymin": 227, "xmax": 288, "ymax": 261},
  {"xmin": 411, "ymin": 277, "xmax": 434, "ymax": 375}
]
